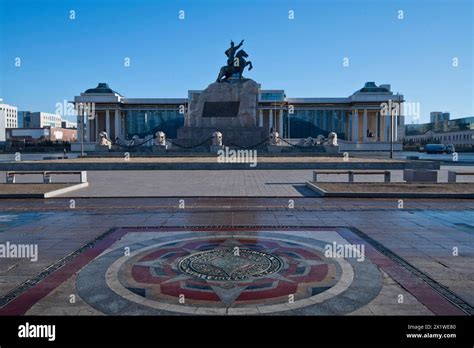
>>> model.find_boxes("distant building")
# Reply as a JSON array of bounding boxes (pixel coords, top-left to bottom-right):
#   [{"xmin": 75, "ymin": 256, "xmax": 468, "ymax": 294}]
[
  {"xmin": 430, "ymin": 111, "xmax": 450, "ymax": 124},
  {"xmin": 19, "ymin": 111, "xmax": 76, "ymax": 130},
  {"xmin": 28, "ymin": 112, "xmax": 63, "ymax": 128},
  {"xmin": 404, "ymin": 116, "xmax": 474, "ymax": 150},
  {"xmin": 0, "ymin": 103, "xmax": 18, "ymax": 142},
  {"xmin": 17, "ymin": 111, "xmax": 30, "ymax": 128},
  {"xmin": 5, "ymin": 126, "xmax": 77, "ymax": 144},
  {"xmin": 61, "ymin": 120, "xmax": 77, "ymax": 129}
]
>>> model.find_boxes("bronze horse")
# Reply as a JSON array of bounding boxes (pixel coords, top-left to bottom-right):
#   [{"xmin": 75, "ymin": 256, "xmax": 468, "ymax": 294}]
[{"xmin": 216, "ymin": 49, "xmax": 253, "ymax": 82}]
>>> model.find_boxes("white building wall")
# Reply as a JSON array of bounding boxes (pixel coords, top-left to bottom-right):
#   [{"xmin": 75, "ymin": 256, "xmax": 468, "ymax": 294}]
[
  {"xmin": 0, "ymin": 103, "xmax": 18, "ymax": 142},
  {"xmin": 30, "ymin": 112, "xmax": 62, "ymax": 128},
  {"xmin": 0, "ymin": 110, "xmax": 5, "ymax": 142}
]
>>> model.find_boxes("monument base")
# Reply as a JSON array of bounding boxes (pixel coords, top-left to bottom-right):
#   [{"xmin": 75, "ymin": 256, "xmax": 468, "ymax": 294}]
[
  {"xmin": 177, "ymin": 78, "xmax": 266, "ymax": 150},
  {"xmin": 152, "ymin": 145, "xmax": 168, "ymax": 153},
  {"xmin": 267, "ymin": 145, "xmax": 283, "ymax": 153},
  {"xmin": 210, "ymin": 144, "xmax": 224, "ymax": 154},
  {"xmin": 324, "ymin": 145, "xmax": 340, "ymax": 154},
  {"xmin": 177, "ymin": 126, "xmax": 266, "ymax": 149},
  {"xmin": 95, "ymin": 145, "xmax": 111, "ymax": 152}
]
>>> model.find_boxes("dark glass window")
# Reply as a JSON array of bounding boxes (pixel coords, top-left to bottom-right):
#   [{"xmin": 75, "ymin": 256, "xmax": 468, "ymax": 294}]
[{"xmin": 125, "ymin": 109, "xmax": 184, "ymax": 138}]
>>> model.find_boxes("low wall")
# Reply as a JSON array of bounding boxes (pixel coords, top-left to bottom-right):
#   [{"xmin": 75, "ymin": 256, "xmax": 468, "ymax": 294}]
[
  {"xmin": 71, "ymin": 142, "xmax": 97, "ymax": 152},
  {"xmin": 338, "ymin": 140, "xmax": 403, "ymax": 151},
  {"xmin": 72, "ymin": 140, "xmax": 403, "ymax": 153},
  {"xmin": 0, "ymin": 160, "xmax": 440, "ymax": 171}
]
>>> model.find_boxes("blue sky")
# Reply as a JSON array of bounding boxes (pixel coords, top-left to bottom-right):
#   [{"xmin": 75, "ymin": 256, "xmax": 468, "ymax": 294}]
[{"xmin": 0, "ymin": 0, "xmax": 473, "ymax": 123}]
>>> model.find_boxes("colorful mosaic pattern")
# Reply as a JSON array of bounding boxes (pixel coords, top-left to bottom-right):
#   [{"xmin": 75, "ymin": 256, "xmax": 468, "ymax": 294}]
[{"xmin": 76, "ymin": 230, "xmax": 383, "ymax": 315}]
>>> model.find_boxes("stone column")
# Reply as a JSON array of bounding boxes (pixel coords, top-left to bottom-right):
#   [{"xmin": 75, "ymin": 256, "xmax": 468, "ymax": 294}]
[
  {"xmin": 279, "ymin": 109, "xmax": 284, "ymax": 135},
  {"xmin": 106, "ymin": 109, "xmax": 111, "ymax": 138},
  {"xmin": 269, "ymin": 109, "xmax": 273, "ymax": 132},
  {"xmin": 259, "ymin": 109, "xmax": 263, "ymax": 127},
  {"xmin": 375, "ymin": 112, "xmax": 380, "ymax": 140},
  {"xmin": 352, "ymin": 109, "xmax": 359, "ymax": 141},
  {"xmin": 95, "ymin": 113, "xmax": 99, "ymax": 142},
  {"xmin": 344, "ymin": 111, "xmax": 349, "ymax": 140},
  {"xmin": 85, "ymin": 112, "xmax": 91, "ymax": 142},
  {"xmin": 362, "ymin": 109, "xmax": 368, "ymax": 140},
  {"xmin": 378, "ymin": 113, "xmax": 384, "ymax": 141},
  {"xmin": 115, "ymin": 109, "xmax": 121, "ymax": 139}
]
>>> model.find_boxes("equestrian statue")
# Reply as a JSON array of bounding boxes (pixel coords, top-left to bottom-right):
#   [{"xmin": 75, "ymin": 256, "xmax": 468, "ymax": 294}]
[{"xmin": 216, "ymin": 40, "xmax": 253, "ymax": 82}]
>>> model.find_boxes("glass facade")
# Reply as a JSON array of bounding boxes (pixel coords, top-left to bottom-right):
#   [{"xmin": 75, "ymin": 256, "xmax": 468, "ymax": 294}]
[
  {"xmin": 18, "ymin": 111, "xmax": 26, "ymax": 128},
  {"xmin": 260, "ymin": 92, "xmax": 285, "ymax": 101},
  {"xmin": 125, "ymin": 109, "xmax": 184, "ymax": 138},
  {"xmin": 449, "ymin": 116, "xmax": 474, "ymax": 131},
  {"xmin": 283, "ymin": 109, "xmax": 349, "ymax": 140}
]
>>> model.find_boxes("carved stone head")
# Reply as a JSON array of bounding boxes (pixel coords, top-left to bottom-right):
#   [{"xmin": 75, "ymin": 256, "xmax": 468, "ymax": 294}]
[
  {"xmin": 270, "ymin": 130, "xmax": 280, "ymax": 145},
  {"xmin": 212, "ymin": 131, "xmax": 223, "ymax": 146},
  {"xmin": 155, "ymin": 131, "xmax": 166, "ymax": 146}
]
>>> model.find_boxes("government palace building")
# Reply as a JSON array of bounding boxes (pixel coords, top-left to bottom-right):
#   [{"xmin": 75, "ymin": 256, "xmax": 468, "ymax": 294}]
[{"xmin": 73, "ymin": 81, "xmax": 404, "ymax": 151}]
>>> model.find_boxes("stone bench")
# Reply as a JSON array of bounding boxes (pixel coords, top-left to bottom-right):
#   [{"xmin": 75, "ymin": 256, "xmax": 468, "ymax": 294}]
[
  {"xmin": 448, "ymin": 171, "xmax": 474, "ymax": 183},
  {"xmin": 6, "ymin": 171, "xmax": 87, "ymax": 184},
  {"xmin": 313, "ymin": 170, "xmax": 391, "ymax": 183},
  {"xmin": 403, "ymin": 169, "xmax": 438, "ymax": 183}
]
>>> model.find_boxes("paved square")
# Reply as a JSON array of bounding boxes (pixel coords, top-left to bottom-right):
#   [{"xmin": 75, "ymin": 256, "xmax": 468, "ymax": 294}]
[
  {"xmin": 0, "ymin": 225, "xmax": 468, "ymax": 316},
  {"xmin": 0, "ymin": 197, "xmax": 473, "ymax": 316}
]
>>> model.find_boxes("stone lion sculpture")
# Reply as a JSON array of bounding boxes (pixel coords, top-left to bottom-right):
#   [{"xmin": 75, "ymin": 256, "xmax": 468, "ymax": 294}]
[
  {"xmin": 98, "ymin": 131, "xmax": 112, "ymax": 149},
  {"xmin": 212, "ymin": 131, "xmax": 223, "ymax": 146},
  {"xmin": 328, "ymin": 132, "xmax": 338, "ymax": 146},
  {"xmin": 270, "ymin": 130, "xmax": 281, "ymax": 145},
  {"xmin": 154, "ymin": 131, "xmax": 166, "ymax": 146}
]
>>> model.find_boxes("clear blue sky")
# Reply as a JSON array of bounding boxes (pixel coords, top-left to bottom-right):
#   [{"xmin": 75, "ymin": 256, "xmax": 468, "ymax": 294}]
[{"xmin": 1, "ymin": 0, "xmax": 473, "ymax": 123}]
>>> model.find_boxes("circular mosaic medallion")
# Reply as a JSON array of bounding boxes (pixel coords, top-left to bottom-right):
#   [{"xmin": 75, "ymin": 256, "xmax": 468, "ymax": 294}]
[
  {"xmin": 76, "ymin": 231, "xmax": 382, "ymax": 315},
  {"xmin": 177, "ymin": 248, "xmax": 283, "ymax": 281}
]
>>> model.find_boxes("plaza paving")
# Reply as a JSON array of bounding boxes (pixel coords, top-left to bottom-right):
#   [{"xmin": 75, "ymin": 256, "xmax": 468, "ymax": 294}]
[
  {"xmin": 0, "ymin": 197, "xmax": 472, "ymax": 316},
  {"xmin": 2, "ymin": 167, "xmax": 472, "ymax": 197}
]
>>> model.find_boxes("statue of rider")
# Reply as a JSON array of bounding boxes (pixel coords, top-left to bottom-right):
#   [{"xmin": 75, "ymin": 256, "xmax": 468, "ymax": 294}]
[{"xmin": 225, "ymin": 39, "xmax": 244, "ymax": 67}]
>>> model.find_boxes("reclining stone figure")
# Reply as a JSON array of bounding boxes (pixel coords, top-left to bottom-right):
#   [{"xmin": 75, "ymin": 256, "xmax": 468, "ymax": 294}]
[
  {"xmin": 115, "ymin": 135, "xmax": 134, "ymax": 147},
  {"xmin": 131, "ymin": 134, "xmax": 154, "ymax": 147},
  {"xmin": 297, "ymin": 137, "xmax": 316, "ymax": 147},
  {"xmin": 316, "ymin": 134, "xmax": 325, "ymax": 145}
]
